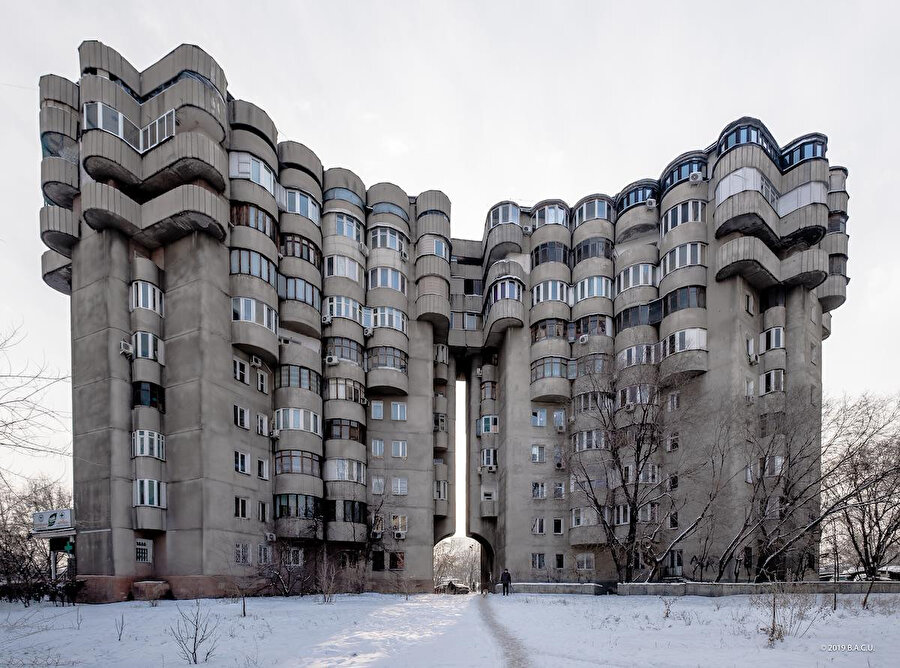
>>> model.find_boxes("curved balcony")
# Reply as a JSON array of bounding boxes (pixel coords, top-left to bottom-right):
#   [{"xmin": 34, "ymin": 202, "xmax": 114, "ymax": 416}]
[
  {"xmin": 141, "ymin": 131, "xmax": 228, "ymax": 196},
  {"xmin": 434, "ymin": 430, "xmax": 449, "ymax": 451},
  {"xmin": 41, "ymin": 249, "xmax": 72, "ymax": 295},
  {"xmin": 134, "ymin": 506, "xmax": 166, "ymax": 532},
  {"xmin": 659, "ymin": 221, "xmax": 708, "ymax": 257},
  {"xmin": 279, "ymin": 141, "xmax": 324, "ymax": 186},
  {"xmin": 229, "ymin": 99, "xmax": 278, "ymax": 151},
  {"xmin": 81, "ymin": 181, "xmax": 140, "ymax": 235},
  {"xmin": 132, "ymin": 358, "xmax": 161, "ymax": 386},
  {"xmin": 366, "ymin": 367, "xmax": 409, "ymax": 396},
  {"xmin": 280, "ymin": 166, "xmax": 322, "ymax": 204},
  {"xmin": 714, "ymin": 190, "xmax": 779, "ymax": 246},
  {"xmin": 483, "ymin": 223, "xmax": 523, "ymax": 265},
  {"xmin": 231, "ymin": 320, "xmax": 278, "ymax": 365},
  {"xmin": 530, "ymin": 376, "xmax": 571, "ymax": 403},
  {"xmin": 39, "ymin": 74, "xmax": 79, "ymax": 111},
  {"xmin": 229, "ymin": 126, "xmax": 277, "ymax": 175},
  {"xmin": 40, "ymin": 106, "xmax": 79, "ymax": 143},
  {"xmin": 40, "ymin": 157, "xmax": 79, "ymax": 209},
  {"xmin": 39, "ymin": 206, "xmax": 79, "ymax": 257},
  {"xmin": 275, "ymin": 517, "xmax": 323, "ymax": 541},
  {"xmin": 480, "ymin": 500, "xmax": 497, "ymax": 518},
  {"xmin": 780, "ymin": 203, "xmax": 827, "ymax": 249},
  {"xmin": 324, "ymin": 168, "xmax": 367, "ymax": 220},
  {"xmin": 530, "ymin": 221, "xmax": 570, "ymax": 247},
  {"xmin": 326, "ymin": 520, "xmax": 369, "ymax": 544},
  {"xmin": 816, "ymin": 274, "xmax": 848, "ymax": 312},
  {"xmin": 615, "ymin": 203, "xmax": 658, "ymax": 244},
  {"xmin": 147, "ymin": 76, "xmax": 227, "ymax": 144},
  {"xmin": 78, "ymin": 41, "xmax": 141, "ymax": 91},
  {"xmin": 279, "ymin": 300, "xmax": 321, "ymax": 339},
  {"xmin": 486, "ymin": 258, "xmax": 527, "ymax": 287},
  {"xmin": 140, "ymin": 184, "xmax": 229, "ymax": 247},
  {"xmin": 822, "ymin": 312, "xmax": 832, "ymax": 340},
  {"xmin": 274, "ymin": 472, "xmax": 323, "ymax": 498},
  {"xmin": 278, "ymin": 429, "xmax": 324, "ymax": 457},
  {"xmin": 435, "ymin": 499, "xmax": 449, "ymax": 518},
  {"xmin": 658, "ymin": 350, "xmax": 708, "ymax": 387},
  {"xmin": 569, "ymin": 524, "xmax": 607, "ymax": 547},
  {"xmin": 827, "ymin": 190, "xmax": 849, "ymax": 217},
  {"xmin": 531, "ymin": 337, "xmax": 571, "ymax": 361},
  {"xmin": 416, "ymin": 213, "xmax": 451, "ymax": 240},
  {"xmin": 80, "ymin": 130, "xmax": 142, "ymax": 187},
  {"xmin": 367, "ymin": 182, "xmax": 410, "ymax": 220},
  {"xmin": 434, "ymin": 359, "xmax": 449, "ymax": 385},
  {"xmin": 483, "ymin": 299, "xmax": 525, "ymax": 348},
  {"xmin": 658, "ymin": 265, "xmax": 707, "ymax": 297},
  {"xmin": 416, "ymin": 189, "xmax": 451, "ymax": 220},
  {"xmin": 781, "ymin": 249, "xmax": 828, "ymax": 289},
  {"xmin": 572, "ymin": 217, "xmax": 615, "ymax": 247},
  {"xmin": 715, "ymin": 237, "xmax": 780, "ymax": 289}
]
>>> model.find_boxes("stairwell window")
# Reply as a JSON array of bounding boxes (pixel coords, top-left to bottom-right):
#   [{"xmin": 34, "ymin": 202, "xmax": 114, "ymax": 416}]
[
  {"xmin": 130, "ymin": 281, "xmax": 164, "ymax": 316},
  {"xmin": 132, "ymin": 430, "xmax": 166, "ymax": 460},
  {"xmin": 233, "ymin": 359, "xmax": 248, "ymax": 384},
  {"xmin": 575, "ymin": 553, "xmax": 595, "ymax": 571},
  {"xmin": 135, "ymin": 539, "xmax": 153, "ymax": 563},
  {"xmin": 132, "ymin": 331, "xmax": 164, "ymax": 363},
  {"xmin": 233, "ymin": 405, "xmax": 249, "ymax": 430},
  {"xmin": 133, "ymin": 382, "xmax": 165, "ymax": 412},
  {"xmin": 760, "ymin": 327, "xmax": 784, "ymax": 352},
  {"xmin": 759, "ymin": 369, "xmax": 785, "ymax": 395},
  {"xmin": 133, "ymin": 480, "xmax": 166, "ymax": 508}
]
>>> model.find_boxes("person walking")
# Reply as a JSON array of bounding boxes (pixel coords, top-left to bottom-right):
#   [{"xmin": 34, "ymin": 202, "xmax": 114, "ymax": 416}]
[{"xmin": 500, "ymin": 568, "xmax": 512, "ymax": 596}]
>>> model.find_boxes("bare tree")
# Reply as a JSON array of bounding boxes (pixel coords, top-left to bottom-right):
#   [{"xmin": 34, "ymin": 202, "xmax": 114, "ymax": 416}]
[
  {"xmin": 168, "ymin": 600, "xmax": 220, "ymax": 664},
  {"xmin": 0, "ymin": 327, "xmax": 69, "ymax": 480}
]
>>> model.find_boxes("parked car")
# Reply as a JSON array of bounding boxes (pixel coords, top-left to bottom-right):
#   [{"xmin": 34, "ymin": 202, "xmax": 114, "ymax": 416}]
[{"xmin": 434, "ymin": 578, "xmax": 470, "ymax": 594}]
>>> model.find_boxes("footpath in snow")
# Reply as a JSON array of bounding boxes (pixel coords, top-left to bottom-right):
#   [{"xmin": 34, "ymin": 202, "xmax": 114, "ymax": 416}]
[{"xmin": 0, "ymin": 592, "xmax": 897, "ymax": 666}]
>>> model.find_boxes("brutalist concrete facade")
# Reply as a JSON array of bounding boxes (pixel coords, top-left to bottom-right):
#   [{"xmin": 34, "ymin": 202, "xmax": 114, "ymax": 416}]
[{"xmin": 38, "ymin": 42, "xmax": 848, "ymax": 599}]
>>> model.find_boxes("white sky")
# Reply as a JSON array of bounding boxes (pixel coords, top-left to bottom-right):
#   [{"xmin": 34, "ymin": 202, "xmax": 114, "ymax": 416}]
[{"xmin": 1, "ymin": 1, "xmax": 898, "ymax": 488}]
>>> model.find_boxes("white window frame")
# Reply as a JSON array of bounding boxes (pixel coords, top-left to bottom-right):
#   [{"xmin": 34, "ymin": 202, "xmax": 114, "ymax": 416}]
[
  {"xmin": 371, "ymin": 401, "xmax": 384, "ymax": 420},
  {"xmin": 392, "ymin": 477, "xmax": 409, "ymax": 496},
  {"xmin": 391, "ymin": 402, "xmax": 407, "ymax": 421},
  {"xmin": 233, "ymin": 358, "xmax": 249, "ymax": 384},
  {"xmin": 234, "ymin": 451, "xmax": 250, "ymax": 475},
  {"xmin": 371, "ymin": 439, "xmax": 385, "ymax": 457},
  {"xmin": 531, "ymin": 444, "xmax": 546, "ymax": 463},
  {"xmin": 135, "ymin": 538, "xmax": 153, "ymax": 563},
  {"xmin": 391, "ymin": 440, "xmax": 408, "ymax": 458}
]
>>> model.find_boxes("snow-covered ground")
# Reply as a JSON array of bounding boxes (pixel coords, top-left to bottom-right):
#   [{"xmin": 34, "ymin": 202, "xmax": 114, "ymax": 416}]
[{"xmin": 0, "ymin": 592, "xmax": 897, "ymax": 666}]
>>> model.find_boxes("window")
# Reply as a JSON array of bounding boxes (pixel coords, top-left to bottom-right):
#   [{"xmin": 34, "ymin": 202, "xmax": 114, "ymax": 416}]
[
  {"xmin": 322, "ymin": 296, "xmax": 365, "ymax": 324},
  {"xmin": 131, "ymin": 430, "xmax": 165, "ymax": 460},
  {"xmin": 274, "ymin": 494, "xmax": 320, "ymax": 519},
  {"xmin": 573, "ymin": 391, "xmax": 614, "ymax": 414},
  {"xmin": 760, "ymin": 327, "xmax": 784, "ymax": 352},
  {"xmin": 325, "ymin": 377, "xmax": 367, "ymax": 404},
  {"xmin": 280, "ymin": 234, "xmax": 321, "ymax": 268},
  {"xmin": 233, "ymin": 358, "xmax": 248, "ymax": 384},
  {"xmin": 334, "ymin": 213, "xmax": 364, "ymax": 241},
  {"xmin": 574, "ymin": 315, "xmax": 615, "ymax": 339},
  {"xmin": 371, "ymin": 439, "xmax": 385, "ymax": 457},
  {"xmin": 530, "ymin": 318, "xmax": 568, "ymax": 343},
  {"xmin": 325, "ymin": 418, "xmax": 366, "ymax": 443},
  {"xmin": 231, "ymin": 203, "xmax": 277, "ymax": 241},
  {"xmin": 369, "ymin": 226, "xmax": 408, "ymax": 252},
  {"xmin": 372, "ymin": 476, "xmax": 385, "ymax": 495},
  {"xmin": 533, "ymin": 204, "xmax": 567, "ymax": 228},
  {"xmin": 531, "ymin": 409, "xmax": 547, "ymax": 427},
  {"xmin": 531, "ymin": 445, "xmax": 546, "ymax": 463},
  {"xmin": 132, "ymin": 331, "xmax": 164, "ymax": 363},
  {"xmin": 572, "ymin": 198, "xmax": 610, "ymax": 227},
  {"xmin": 478, "ymin": 415, "xmax": 500, "ymax": 435},
  {"xmin": 573, "ymin": 429, "xmax": 607, "ymax": 452},
  {"xmin": 481, "ymin": 382, "xmax": 497, "ymax": 401},
  {"xmin": 324, "ymin": 187, "xmax": 365, "ymax": 210},
  {"xmin": 83, "ymin": 102, "xmax": 174, "ymax": 154},
  {"xmin": 282, "ymin": 188, "xmax": 321, "ymax": 223},
  {"xmin": 761, "ymin": 455, "xmax": 785, "ymax": 477},
  {"xmin": 667, "ymin": 393, "xmax": 680, "ymax": 412},
  {"xmin": 617, "ymin": 185, "xmax": 657, "ymax": 213},
  {"xmin": 324, "ymin": 255, "xmax": 362, "ymax": 282},
  {"xmin": 615, "ymin": 264, "xmax": 655, "ymax": 294},
  {"xmin": 391, "ymin": 515, "xmax": 408, "ymax": 533},
  {"xmin": 531, "ymin": 280, "xmax": 568, "ymax": 305},
  {"xmin": 232, "ymin": 297, "xmax": 278, "ymax": 332},
  {"xmin": 234, "ymin": 451, "xmax": 249, "ymax": 475},
  {"xmin": 553, "ymin": 518, "xmax": 563, "ymax": 534},
  {"xmin": 661, "ymin": 200, "xmax": 704, "ymax": 236},
  {"xmin": 660, "ymin": 243, "xmax": 708, "ymax": 277},
  {"xmin": 574, "ymin": 276, "xmax": 613, "ymax": 301},
  {"xmin": 389, "ymin": 552, "xmax": 406, "ymax": 570},
  {"xmin": 637, "ymin": 503, "xmax": 659, "ymax": 522},
  {"xmin": 481, "ymin": 449, "xmax": 497, "ymax": 467},
  {"xmin": 485, "ymin": 278, "xmax": 524, "ymax": 310},
  {"xmin": 277, "ymin": 275, "xmax": 322, "ymax": 309},
  {"xmin": 324, "ymin": 337, "xmax": 364, "ymax": 366},
  {"xmin": 234, "ymin": 543, "xmax": 251, "ymax": 565},
  {"xmin": 257, "ymin": 544, "xmax": 272, "ymax": 565},
  {"xmin": 392, "ymin": 477, "xmax": 409, "ymax": 495},
  {"xmin": 666, "ymin": 433, "xmax": 679, "ymax": 453},
  {"xmin": 135, "ymin": 538, "xmax": 153, "ymax": 563},
  {"xmin": 553, "ymin": 410, "xmax": 566, "ymax": 427},
  {"xmin": 659, "ymin": 328, "xmax": 708, "ymax": 360},
  {"xmin": 133, "ymin": 480, "xmax": 166, "ymax": 508},
  {"xmin": 274, "ymin": 450, "xmax": 321, "ymax": 476},
  {"xmin": 273, "ymin": 408, "xmax": 322, "ymax": 435},
  {"xmin": 431, "ymin": 237, "xmax": 450, "ymax": 260},
  {"xmin": 745, "ymin": 379, "xmax": 755, "ymax": 400},
  {"xmin": 368, "ymin": 267, "xmax": 408, "ymax": 294},
  {"xmin": 366, "ymin": 346, "xmax": 409, "ymax": 373},
  {"xmin": 617, "ymin": 344, "xmax": 656, "ymax": 369},
  {"xmin": 392, "ymin": 440, "xmax": 408, "ymax": 458},
  {"xmin": 343, "ymin": 500, "xmax": 368, "ymax": 524},
  {"xmin": 572, "ymin": 236, "xmax": 613, "ymax": 263},
  {"xmin": 256, "ymin": 371, "xmax": 268, "ymax": 394},
  {"xmin": 257, "ymin": 501, "xmax": 269, "ymax": 522},
  {"xmin": 391, "ymin": 402, "xmax": 407, "ymax": 421},
  {"xmin": 717, "ymin": 123, "xmax": 781, "ymax": 164},
  {"xmin": 371, "ymin": 401, "xmax": 384, "ymax": 420},
  {"xmin": 532, "ymin": 482, "xmax": 546, "ymax": 499},
  {"xmin": 275, "ymin": 365, "xmax": 322, "ymax": 393},
  {"xmin": 661, "ymin": 159, "xmax": 706, "ymax": 192},
  {"xmin": 553, "ymin": 483, "xmax": 565, "ymax": 499},
  {"xmin": 230, "ymin": 248, "xmax": 278, "ymax": 288},
  {"xmin": 613, "ymin": 505, "xmax": 630, "ymax": 526},
  {"xmin": 554, "ymin": 553, "xmax": 565, "ymax": 570},
  {"xmin": 638, "ymin": 464, "xmax": 659, "ymax": 485},
  {"xmin": 661, "ymin": 286, "xmax": 706, "ymax": 317},
  {"xmin": 617, "ymin": 384, "xmax": 654, "ymax": 408},
  {"xmin": 132, "ymin": 382, "xmax": 165, "ymax": 412},
  {"xmin": 233, "ymin": 405, "xmax": 249, "ymax": 430},
  {"xmin": 488, "ymin": 203, "xmax": 520, "ymax": 227},
  {"xmin": 323, "ymin": 459, "xmax": 367, "ymax": 483},
  {"xmin": 531, "ymin": 553, "xmax": 546, "ymax": 569},
  {"xmin": 745, "ymin": 293, "xmax": 755, "ymax": 315},
  {"xmin": 575, "ymin": 553, "xmax": 595, "ymax": 571},
  {"xmin": 371, "ymin": 306, "xmax": 408, "ymax": 333},
  {"xmin": 530, "ymin": 241, "xmax": 568, "ymax": 267},
  {"xmin": 759, "ymin": 369, "xmax": 785, "ymax": 395},
  {"xmin": 234, "ymin": 497, "xmax": 249, "ymax": 519}
]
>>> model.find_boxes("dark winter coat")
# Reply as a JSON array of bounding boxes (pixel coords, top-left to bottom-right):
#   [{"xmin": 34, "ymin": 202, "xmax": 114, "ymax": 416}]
[{"xmin": 500, "ymin": 571, "xmax": 512, "ymax": 584}]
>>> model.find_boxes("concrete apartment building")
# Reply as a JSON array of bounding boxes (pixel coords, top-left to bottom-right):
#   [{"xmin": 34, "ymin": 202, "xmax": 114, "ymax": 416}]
[{"xmin": 37, "ymin": 42, "xmax": 849, "ymax": 600}]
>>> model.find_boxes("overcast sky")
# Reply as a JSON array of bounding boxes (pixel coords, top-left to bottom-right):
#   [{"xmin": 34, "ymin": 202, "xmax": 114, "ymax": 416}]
[{"xmin": 1, "ymin": 0, "xmax": 898, "ymax": 486}]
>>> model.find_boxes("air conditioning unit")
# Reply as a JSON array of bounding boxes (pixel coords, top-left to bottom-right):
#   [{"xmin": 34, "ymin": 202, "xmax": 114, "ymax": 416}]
[
  {"xmin": 278, "ymin": 336, "xmax": 291, "ymax": 346},
  {"xmin": 400, "ymin": 250, "xmax": 410, "ymax": 262},
  {"xmin": 645, "ymin": 198, "xmax": 657, "ymax": 210},
  {"xmin": 119, "ymin": 340, "xmax": 134, "ymax": 358},
  {"xmin": 749, "ymin": 353, "xmax": 759, "ymax": 365},
  {"xmin": 270, "ymin": 429, "xmax": 280, "ymax": 440},
  {"xmin": 522, "ymin": 225, "xmax": 533, "ymax": 236},
  {"xmin": 322, "ymin": 315, "xmax": 333, "ymax": 325},
  {"xmin": 371, "ymin": 530, "xmax": 383, "ymax": 540},
  {"xmin": 360, "ymin": 397, "xmax": 369, "ymax": 406},
  {"xmin": 265, "ymin": 532, "xmax": 276, "ymax": 543},
  {"xmin": 689, "ymin": 171, "xmax": 704, "ymax": 184},
  {"xmin": 486, "ymin": 465, "xmax": 497, "ymax": 472},
  {"xmin": 556, "ymin": 425, "xmax": 566, "ymax": 434},
  {"xmin": 358, "ymin": 242, "xmax": 369, "ymax": 257},
  {"xmin": 250, "ymin": 355, "xmax": 263, "ymax": 368},
  {"xmin": 578, "ymin": 334, "xmax": 589, "ymax": 344},
  {"xmin": 363, "ymin": 327, "xmax": 374, "ymax": 337},
  {"xmin": 394, "ymin": 531, "xmax": 406, "ymax": 540},
  {"xmin": 475, "ymin": 367, "xmax": 483, "ymax": 377},
  {"xmin": 325, "ymin": 355, "xmax": 340, "ymax": 366}
]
